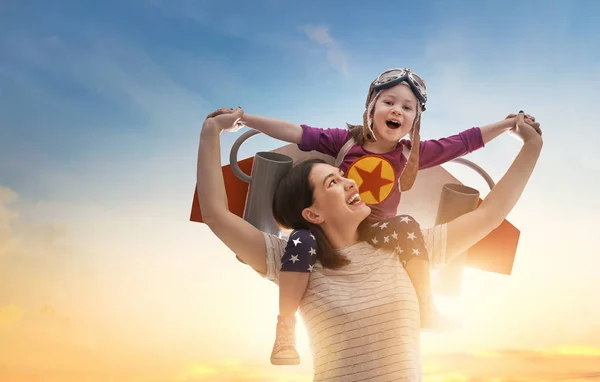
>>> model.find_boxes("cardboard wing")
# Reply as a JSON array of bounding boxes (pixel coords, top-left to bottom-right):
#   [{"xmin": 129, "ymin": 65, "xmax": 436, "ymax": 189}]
[{"xmin": 191, "ymin": 144, "xmax": 519, "ymax": 276}]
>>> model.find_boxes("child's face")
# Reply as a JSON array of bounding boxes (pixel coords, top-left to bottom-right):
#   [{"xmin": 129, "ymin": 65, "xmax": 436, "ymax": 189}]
[{"xmin": 371, "ymin": 83, "xmax": 418, "ymax": 143}]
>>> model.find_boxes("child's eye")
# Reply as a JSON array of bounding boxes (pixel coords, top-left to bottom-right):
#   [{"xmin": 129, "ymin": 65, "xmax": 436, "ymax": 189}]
[
  {"xmin": 403, "ymin": 105, "xmax": 412, "ymax": 111},
  {"xmin": 384, "ymin": 101, "xmax": 393, "ymax": 105}
]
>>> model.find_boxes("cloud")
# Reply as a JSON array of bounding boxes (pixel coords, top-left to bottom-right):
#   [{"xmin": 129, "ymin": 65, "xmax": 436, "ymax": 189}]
[
  {"xmin": 0, "ymin": 187, "xmax": 75, "ymax": 347},
  {"xmin": 301, "ymin": 25, "xmax": 334, "ymax": 45},
  {"xmin": 0, "ymin": 186, "xmax": 74, "ymax": 297},
  {"xmin": 0, "ymin": 304, "xmax": 23, "ymax": 329},
  {"xmin": 0, "ymin": 31, "xmax": 214, "ymax": 168},
  {"xmin": 171, "ymin": 360, "xmax": 314, "ymax": 382},
  {"xmin": 423, "ymin": 348, "xmax": 600, "ymax": 381},
  {"xmin": 301, "ymin": 25, "xmax": 348, "ymax": 74},
  {"xmin": 0, "ymin": 188, "xmax": 21, "ymax": 258},
  {"xmin": 2, "ymin": 347, "xmax": 595, "ymax": 382}
]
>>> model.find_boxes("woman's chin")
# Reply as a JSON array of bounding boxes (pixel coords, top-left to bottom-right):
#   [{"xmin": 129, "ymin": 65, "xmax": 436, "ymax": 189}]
[
  {"xmin": 354, "ymin": 202, "xmax": 371, "ymax": 218},
  {"xmin": 334, "ymin": 201, "xmax": 371, "ymax": 224}
]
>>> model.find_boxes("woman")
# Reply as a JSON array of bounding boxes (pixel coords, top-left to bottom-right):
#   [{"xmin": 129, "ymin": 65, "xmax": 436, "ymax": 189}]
[{"xmin": 197, "ymin": 109, "xmax": 543, "ymax": 381}]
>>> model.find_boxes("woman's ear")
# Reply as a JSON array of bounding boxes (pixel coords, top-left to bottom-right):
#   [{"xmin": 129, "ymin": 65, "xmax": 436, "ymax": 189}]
[{"xmin": 302, "ymin": 207, "xmax": 324, "ymax": 225}]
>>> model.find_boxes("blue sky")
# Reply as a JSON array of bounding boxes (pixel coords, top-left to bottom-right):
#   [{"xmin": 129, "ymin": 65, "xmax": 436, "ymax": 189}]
[
  {"xmin": 1, "ymin": 1, "xmax": 600, "ymax": 376},
  {"xmin": 2, "ymin": 0, "xmax": 599, "ymax": 205}
]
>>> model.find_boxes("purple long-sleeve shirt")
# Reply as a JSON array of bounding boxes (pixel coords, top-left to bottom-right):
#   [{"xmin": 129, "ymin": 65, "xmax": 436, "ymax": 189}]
[{"xmin": 298, "ymin": 125, "xmax": 485, "ymax": 221}]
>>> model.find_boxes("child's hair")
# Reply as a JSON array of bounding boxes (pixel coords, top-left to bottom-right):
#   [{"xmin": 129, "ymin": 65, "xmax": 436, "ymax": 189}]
[
  {"xmin": 345, "ymin": 122, "xmax": 367, "ymax": 146},
  {"xmin": 272, "ymin": 158, "xmax": 370, "ymax": 269}
]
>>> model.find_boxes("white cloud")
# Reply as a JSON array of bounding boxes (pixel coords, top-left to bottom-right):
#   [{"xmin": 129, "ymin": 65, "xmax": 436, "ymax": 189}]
[
  {"xmin": 301, "ymin": 25, "xmax": 348, "ymax": 74},
  {"xmin": 301, "ymin": 25, "xmax": 333, "ymax": 45},
  {"xmin": 0, "ymin": 187, "xmax": 20, "ymax": 258},
  {"xmin": 0, "ymin": 186, "xmax": 76, "ymax": 306}
]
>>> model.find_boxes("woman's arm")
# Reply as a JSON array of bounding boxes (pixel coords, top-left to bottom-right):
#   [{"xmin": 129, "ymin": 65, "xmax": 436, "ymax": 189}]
[
  {"xmin": 445, "ymin": 112, "xmax": 543, "ymax": 260},
  {"xmin": 197, "ymin": 109, "xmax": 269, "ymax": 274}
]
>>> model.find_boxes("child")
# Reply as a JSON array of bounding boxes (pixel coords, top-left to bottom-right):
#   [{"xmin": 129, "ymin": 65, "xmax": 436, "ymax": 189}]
[{"xmin": 213, "ymin": 68, "xmax": 538, "ymax": 365}]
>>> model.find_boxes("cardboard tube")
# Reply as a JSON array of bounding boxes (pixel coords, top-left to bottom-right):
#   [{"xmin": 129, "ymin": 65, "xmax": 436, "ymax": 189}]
[{"xmin": 433, "ymin": 183, "xmax": 480, "ymax": 296}]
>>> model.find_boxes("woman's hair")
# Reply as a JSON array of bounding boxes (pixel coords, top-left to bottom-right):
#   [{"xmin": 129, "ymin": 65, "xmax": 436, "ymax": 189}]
[{"xmin": 272, "ymin": 159, "xmax": 370, "ymax": 269}]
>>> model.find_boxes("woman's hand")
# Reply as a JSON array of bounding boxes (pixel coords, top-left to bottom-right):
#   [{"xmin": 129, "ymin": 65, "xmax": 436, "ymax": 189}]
[
  {"xmin": 509, "ymin": 111, "xmax": 543, "ymax": 145},
  {"xmin": 505, "ymin": 112, "xmax": 541, "ymax": 135},
  {"xmin": 203, "ymin": 107, "xmax": 245, "ymax": 133}
]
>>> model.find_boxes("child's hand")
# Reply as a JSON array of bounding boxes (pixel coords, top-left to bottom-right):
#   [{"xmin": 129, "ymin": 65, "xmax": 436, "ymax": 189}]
[
  {"xmin": 203, "ymin": 108, "xmax": 245, "ymax": 133},
  {"xmin": 505, "ymin": 112, "xmax": 541, "ymax": 132},
  {"xmin": 204, "ymin": 107, "xmax": 246, "ymax": 132},
  {"xmin": 509, "ymin": 111, "xmax": 543, "ymax": 144}
]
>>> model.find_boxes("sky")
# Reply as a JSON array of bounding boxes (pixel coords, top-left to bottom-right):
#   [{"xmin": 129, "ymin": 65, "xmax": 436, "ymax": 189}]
[{"xmin": 1, "ymin": 0, "xmax": 600, "ymax": 381}]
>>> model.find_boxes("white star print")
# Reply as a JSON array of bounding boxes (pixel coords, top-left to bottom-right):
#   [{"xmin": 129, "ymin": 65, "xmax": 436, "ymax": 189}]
[
  {"xmin": 412, "ymin": 248, "xmax": 420, "ymax": 256},
  {"xmin": 391, "ymin": 231, "xmax": 398, "ymax": 240},
  {"xmin": 292, "ymin": 238, "xmax": 302, "ymax": 246},
  {"xmin": 379, "ymin": 222, "xmax": 389, "ymax": 230},
  {"xmin": 400, "ymin": 216, "xmax": 411, "ymax": 223},
  {"xmin": 309, "ymin": 247, "xmax": 316, "ymax": 256},
  {"xmin": 309, "ymin": 233, "xmax": 315, "ymax": 240},
  {"xmin": 308, "ymin": 264, "xmax": 314, "ymax": 271},
  {"xmin": 384, "ymin": 236, "xmax": 390, "ymax": 243},
  {"xmin": 371, "ymin": 237, "xmax": 379, "ymax": 244},
  {"xmin": 407, "ymin": 232, "xmax": 416, "ymax": 240},
  {"xmin": 395, "ymin": 246, "xmax": 404, "ymax": 254},
  {"xmin": 371, "ymin": 222, "xmax": 380, "ymax": 228},
  {"xmin": 290, "ymin": 255, "xmax": 299, "ymax": 263}
]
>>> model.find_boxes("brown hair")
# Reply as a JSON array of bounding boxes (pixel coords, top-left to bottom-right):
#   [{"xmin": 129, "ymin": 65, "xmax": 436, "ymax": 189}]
[
  {"xmin": 272, "ymin": 159, "xmax": 370, "ymax": 269},
  {"xmin": 345, "ymin": 122, "xmax": 367, "ymax": 146}
]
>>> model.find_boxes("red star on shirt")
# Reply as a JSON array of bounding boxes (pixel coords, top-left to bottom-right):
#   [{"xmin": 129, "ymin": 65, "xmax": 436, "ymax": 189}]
[{"xmin": 355, "ymin": 161, "xmax": 394, "ymax": 202}]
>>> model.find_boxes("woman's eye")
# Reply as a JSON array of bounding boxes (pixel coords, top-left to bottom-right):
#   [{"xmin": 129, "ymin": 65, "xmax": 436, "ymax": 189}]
[{"xmin": 329, "ymin": 179, "xmax": 337, "ymax": 186}]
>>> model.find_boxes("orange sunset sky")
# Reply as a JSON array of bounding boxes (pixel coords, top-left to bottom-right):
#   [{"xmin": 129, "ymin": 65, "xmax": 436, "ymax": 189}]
[{"xmin": 1, "ymin": 0, "xmax": 600, "ymax": 381}]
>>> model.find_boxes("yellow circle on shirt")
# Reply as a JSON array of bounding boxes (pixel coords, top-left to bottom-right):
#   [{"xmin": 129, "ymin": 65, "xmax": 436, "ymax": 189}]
[{"xmin": 347, "ymin": 155, "xmax": 396, "ymax": 205}]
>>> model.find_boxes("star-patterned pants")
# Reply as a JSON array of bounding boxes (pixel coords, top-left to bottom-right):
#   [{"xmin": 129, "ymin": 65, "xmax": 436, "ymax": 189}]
[
  {"xmin": 366, "ymin": 214, "xmax": 429, "ymax": 267},
  {"xmin": 280, "ymin": 215, "xmax": 428, "ymax": 273},
  {"xmin": 280, "ymin": 229, "xmax": 318, "ymax": 273}
]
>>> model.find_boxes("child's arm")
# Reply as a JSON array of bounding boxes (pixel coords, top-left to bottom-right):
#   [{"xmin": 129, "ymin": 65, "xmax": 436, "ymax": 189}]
[
  {"xmin": 243, "ymin": 114, "xmax": 303, "ymax": 144},
  {"xmin": 480, "ymin": 113, "xmax": 540, "ymax": 144},
  {"xmin": 207, "ymin": 107, "xmax": 303, "ymax": 144},
  {"xmin": 208, "ymin": 107, "xmax": 351, "ymax": 158},
  {"xmin": 417, "ymin": 112, "xmax": 540, "ymax": 169}
]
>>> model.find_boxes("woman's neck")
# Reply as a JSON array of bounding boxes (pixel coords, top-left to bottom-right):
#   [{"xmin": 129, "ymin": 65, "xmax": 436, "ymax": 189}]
[{"xmin": 322, "ymin": 221, "xmax": 362, "ymax": 249}]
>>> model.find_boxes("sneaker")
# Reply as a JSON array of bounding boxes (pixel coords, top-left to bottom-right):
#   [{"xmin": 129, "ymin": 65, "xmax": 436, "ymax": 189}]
[{"xmin": 270, "ymin": 315, "xmax": 300, "ymax": 365}]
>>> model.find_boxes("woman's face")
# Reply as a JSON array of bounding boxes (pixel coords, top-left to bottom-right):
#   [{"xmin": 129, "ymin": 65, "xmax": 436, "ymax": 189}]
[{"xmin": 303, "ymin": 163, "xmax": 371, "ymax": 227}]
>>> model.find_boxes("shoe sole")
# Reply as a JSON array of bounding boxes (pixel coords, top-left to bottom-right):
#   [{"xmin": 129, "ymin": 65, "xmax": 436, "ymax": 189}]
[{"xmin": 270, "ymin": 358, "xmax": 300, "ymax": 366}]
